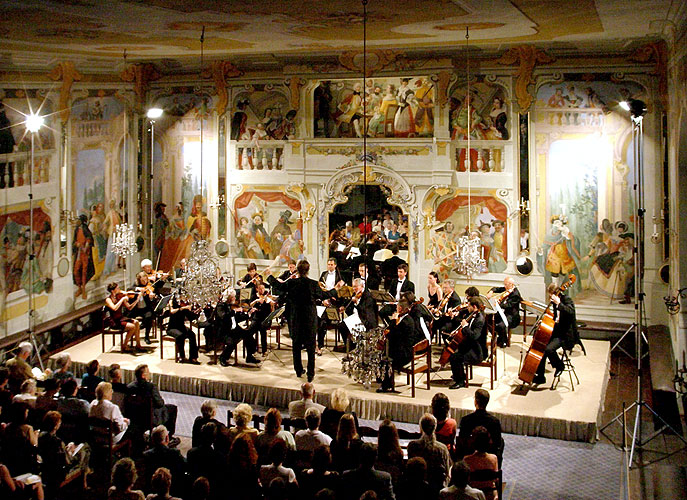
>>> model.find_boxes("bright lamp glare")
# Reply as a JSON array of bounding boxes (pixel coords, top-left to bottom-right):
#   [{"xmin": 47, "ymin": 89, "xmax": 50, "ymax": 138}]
[
  {"xmin": 619, "ymin": 101, "xmax": 630, "ymax": 112},
  {"xmin": 25, "ymin": 114, "xmax": 44, "ymax": 133},
  {"xmin": 147, "ymin": 108, "xmax": 163, "ymax": 119}
]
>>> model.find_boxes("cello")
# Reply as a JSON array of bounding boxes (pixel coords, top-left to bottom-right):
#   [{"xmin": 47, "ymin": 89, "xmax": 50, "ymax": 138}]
[
  {"xmin": 439, "ymin": 310, "xmax": 478, "ymax": 366},
  {"xmin": 518, "ymin": 274, "xmax": 576, "ymax": 384}
]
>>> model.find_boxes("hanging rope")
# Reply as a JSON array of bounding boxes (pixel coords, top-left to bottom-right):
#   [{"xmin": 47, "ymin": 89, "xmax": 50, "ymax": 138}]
[
  {"xmin": 362, "ymin": 0, "xmax": 368, "ymax": 238},
  {"xmin": 200, "ymin": 26, "xmax": 205, "ymax": 241},
  {"xmin": 466, "ymin": 26, "xmax": 471, "ymax": 234}
]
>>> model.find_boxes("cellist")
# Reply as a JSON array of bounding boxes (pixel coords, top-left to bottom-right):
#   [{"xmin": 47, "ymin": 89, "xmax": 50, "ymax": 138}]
[
  {"xmin": 448, "ymin": 297, "xmax": 485, "ymax": 390},
  {"xmin": 532, "ymin": 283, "xmax": 578, "ymax": 384}
]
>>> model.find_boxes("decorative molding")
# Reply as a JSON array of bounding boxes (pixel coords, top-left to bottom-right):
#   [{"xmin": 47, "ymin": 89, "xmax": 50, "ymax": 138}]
[
  {"xmin": 497, "ymin": 45, "xmax": 555, "ymax": 112},
  {"xmin": 120, "ymin": 63, "xmax": 162, "ymax": 112},
  {"xmin": 628, "ymin": 41, "xmax": 668, "ymax": 109},
  {"xmin": 203, "ymin": 60, "xmax": 243, "ymax": 117},
  {"xmin": 285, "ymin": 77, "xmax": 306, "ymax": 110},
  {"xmin": 47, "ymin": 62, "xmax": 83, "ymax": 123},
  {"xmin": 338, "ymin": 49, "xmax": 399, "ymax": 76},
  {"xmin": 433, "ymin": 71, "xmax": 455, "ymax": 109},
  {"xmin": 307, "ymin": 144, "xmax": 432, "ymax": 157}
]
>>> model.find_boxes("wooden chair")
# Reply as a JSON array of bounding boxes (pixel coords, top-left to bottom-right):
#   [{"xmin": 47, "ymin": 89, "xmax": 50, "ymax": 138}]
[
  {"xmin": 399, "ymin": 339, "xmax": 431, "ymax": 397},
  {"xmin": 88, "ymin": 416, "xmax": 131, "ymax": 476},
  {"xmin": 469, "ymin": 468, "xmax": 502, "ymax": 500},
  {"xmin": 467, "ymin": 316, "xmax": 498, "ymax": 390},
  {"xmin": 159, "ymin": 318, "xmax": 181, "ymax": 362},
  {"xmin": 122, "ymin": 393, "xmax": 154, "ymax": 444},
  {"xmin": 101, "ymin": 306, "xmax": 125, "ymax": 353}
]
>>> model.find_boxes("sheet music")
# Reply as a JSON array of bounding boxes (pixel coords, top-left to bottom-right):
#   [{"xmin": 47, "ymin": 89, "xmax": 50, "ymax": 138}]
[
  {"xmin": 420, "ymin": 317, "xmax": 431, "ymax": 341},
  {"xmin": 316, "ymin": 305, "xmax": 326, "ymax": 318},
  {"xmin": 337, "ymin": 243, "xmax": 346, "ymax": 252},
  {"xmin": 343, "ymin": 311, "xmax": 364, "ymax": 332}
]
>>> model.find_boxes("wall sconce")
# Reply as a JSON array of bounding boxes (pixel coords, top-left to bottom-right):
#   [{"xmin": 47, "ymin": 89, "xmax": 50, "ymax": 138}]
[
  {"xmin": 298, "ymin": 206, "xmax": 315, "ymax": 223},
  {"xmin": 418, "ymin": 212, "xmax": 438, "ymax": 231},
  {"xmin": 210, "ymin": 193, "xmax": 226, "ymax": 210},
  {"xmin": 60, "ymin": 209, "xmax": 79, "ymax": 225},
  {"xmin": 651, "ymin": 208, "xmax": 665, "ymax": 244}
]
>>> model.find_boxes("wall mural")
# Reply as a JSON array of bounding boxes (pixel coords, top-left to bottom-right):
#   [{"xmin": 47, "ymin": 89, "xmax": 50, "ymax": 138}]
[
  {"xmin": 426, "ymin": 194, "xmax": 508, "ymax": 279},
  {"xmin": 231, "ymin": 86, "xmax": 295, "ymax": 141},
  {"xmin": 314, "ymin": 77, "xmax": 434, "ymax": 138},
  {"xmin": 233, "ymin": 192, "xmax": 303, "ymax": 265},
  {"xmin": 534, "ymin": 78, "xmax": 645, "ymax": 301},
  {"xmin": 71, "ymin": 92, "xmax": 127, "ymax": 298}
]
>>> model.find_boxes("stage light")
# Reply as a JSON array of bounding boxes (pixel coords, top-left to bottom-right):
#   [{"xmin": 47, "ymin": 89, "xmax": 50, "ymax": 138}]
[
  {"xmin": 146, "ymin": 107, "xmax": 163, "ymax": 119},
  {"xmin": 25, "ymin": 113, "xmax": 44, "ymax": 133},
  {"xmin": 619, "ymin": 101, "xmax": 630, "ymax": 112},
  {"xmin": 629, "ymin": 99, "xmax": 647, "ymax": 118}
]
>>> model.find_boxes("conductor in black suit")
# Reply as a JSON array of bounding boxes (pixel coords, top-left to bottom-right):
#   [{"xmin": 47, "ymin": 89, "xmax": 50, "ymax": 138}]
[
  {"xmin": 266, "ymin": 260, "xmax": 337, "ymax": 382},
  {"xmin": 338, "ymin": 278, "xmax": 379, "ymax": 347},
  {"xmin": 379, "ymin": 263, "xmax": 415, "ymax": 325},
  {"xmin": 533, "ymin": 283, "xmax": 577, "ymax": 384},
  {"xmin": 379, "ymin": 297, "xmax": 424, "ymax": 393},
  {"xmin": 487, "ymin": 276, "xmax": 522, "ymax": 347},
  {"xmin": 448, "ymin": 297, "xmax": 486, "ymax": 389},
  {"xmin": 340, "ymin": 442, "xmax": 395, "ymax": 500}
]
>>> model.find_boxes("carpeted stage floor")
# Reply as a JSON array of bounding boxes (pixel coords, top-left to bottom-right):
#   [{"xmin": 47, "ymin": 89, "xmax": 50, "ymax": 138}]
[{"xmin": 61, "ymin": 331, "xmax": 610, "ymax": 443}]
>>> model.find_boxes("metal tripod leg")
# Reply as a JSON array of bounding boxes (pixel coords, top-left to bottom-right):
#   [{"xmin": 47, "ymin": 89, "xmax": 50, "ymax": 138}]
[{"xmin": 610, "ymin": 323, "xmax": 648, "ymax": 360}]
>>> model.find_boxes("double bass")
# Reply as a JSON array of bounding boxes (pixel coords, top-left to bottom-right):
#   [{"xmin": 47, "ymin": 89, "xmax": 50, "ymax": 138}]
[{"xmin": 518, "ymin": 274, "xmax": 576, "ymax": 384}]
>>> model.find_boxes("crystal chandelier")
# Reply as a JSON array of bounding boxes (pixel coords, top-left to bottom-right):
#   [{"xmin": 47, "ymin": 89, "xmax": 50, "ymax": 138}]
[
  {"xmin": 112, "ymin": 222, "xmax": 137, "ymax": 257},
  {"xmin": 178, "ymin": 239, "xmax": 226, "ymax": 306},
  {"xmin": 455, "ymin": 234, "xmax": 486, "ymax": 278},
  {"xmin": 341, "ymin": 326, "xmax": 393, "ymax": 390}
]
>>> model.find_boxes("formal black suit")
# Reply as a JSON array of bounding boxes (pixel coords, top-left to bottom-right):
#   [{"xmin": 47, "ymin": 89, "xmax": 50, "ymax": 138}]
[
  {"xmin": 381, "ymin": 314, "xmax": 424, "ymax": 391},
  {"xmin": 432, "ymin": 291, "xmax": 462, "ymax": 340},
  {"xmin": 218, "ymin": 306, "xmax": 258, "ymax": 363},
  {"xmin": 317, "ymin": 269, "xmax": 344, "ymax": 348},
  {"xmin": 449, "ymin": 311, "xmax": 486, "ymax": 385},
  {"xmin": 536, "ymin": 294, "xmax": 577, "ymax": 378},
  {"xmin": 340, "ymin": 466, "xmax": 395, "ymax": 500},
  {"xmin": 355, "ymin": 270, "xmax": 380, "ymax": 291},
  {"xmin": 381, "ymin": 255, "xmax": 406, "ymax": 290},
  {"xmin": 457, "ymin": 408, "xmax": 503, "ymax": 464},
  {"xmin": 281, "ymin": 275, "xmax": 336, "ymax": 379},
  {"xmin": 142, "ymin": 444, "xmax": 187, "ymax": 495},
  {"xmin": 379, "ymin": 278, "xmax": 415, "ymax": 324},
  {"xmin": 127, "ymin": 378, "xmax": 178, "ymax": 436},
  {"xmin": 338, "ymin": 289, "xmax": 379, "ymax": 345},
  {"xmin": 491, "ymin": 285, "xmax": 522, "ymax": 344}
]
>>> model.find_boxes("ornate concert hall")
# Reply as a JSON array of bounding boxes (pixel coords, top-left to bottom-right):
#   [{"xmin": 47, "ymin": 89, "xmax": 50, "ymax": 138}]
[{"xmin": 0, "ymin": 1, "xmax": 686, "ymax": 499}]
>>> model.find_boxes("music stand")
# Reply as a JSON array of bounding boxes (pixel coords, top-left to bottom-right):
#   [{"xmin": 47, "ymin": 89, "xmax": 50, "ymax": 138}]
[
  {"xmin": 370, "ymin": 290, "xmax": 395, "ymax": 303},
  {"xmin": 477, "ymin": 295, "xmax": 496, "ymax": 315},
  {"xmin": 262, "ymin": 305, "xmax": 285, "ymax": 328},
  {"xmin": 154, "ymin": 293, "xmax": 173, "ymax": 314},
  {"xmin": 239, "ymin": 288, "xmax": 252, "ymax": 302},
  {"xmin": 337, "ymin": 285, "xmax": 354, "ymax": 299},
  {"xmin": 326, "ymin": 307, "xmax": 341, "ymax": 322}
]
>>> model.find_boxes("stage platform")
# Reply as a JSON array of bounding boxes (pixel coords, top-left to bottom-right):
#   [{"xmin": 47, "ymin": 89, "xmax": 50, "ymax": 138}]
[{"xmin": 59, "ymin": 331, "xmax": 610, "ymax": 443}]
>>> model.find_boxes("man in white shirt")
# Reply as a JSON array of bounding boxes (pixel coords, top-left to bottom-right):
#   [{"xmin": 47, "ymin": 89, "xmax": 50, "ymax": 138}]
[
  {"xmin": 295, "ymin": 407, "xmax": 332, "ymax": 451},
  {"xmin": 89, "ymin": 381, "xmax": 129, "ymax": 443},
  {"xmin": 380, "ymin": 263, "xmax": 415, "ymax": 324},
  {"xmin": 288, "ymin": 382, "xmax": 325, "ymax": 419},
  {"xmin": 439, "ymin": 461, "xmax": 486, "ymax": 500}
]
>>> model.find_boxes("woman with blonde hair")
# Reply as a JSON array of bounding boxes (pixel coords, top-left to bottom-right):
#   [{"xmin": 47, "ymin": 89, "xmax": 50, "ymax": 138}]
[
  {"xmin": 228, "ymin": 403, "xmax": 258, "ymax": 446},
  {"xmin": 321, "ymin": 388, "xmax": 358, "ymax": 438}
]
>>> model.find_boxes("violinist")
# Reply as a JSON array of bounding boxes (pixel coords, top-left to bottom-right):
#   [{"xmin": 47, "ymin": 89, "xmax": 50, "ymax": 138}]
[
  {"xmin": 277, "ymin": 262, "xmax": 297, "ymax": 282},
  {"xmin": 379, "ymin": 263, "xmax": 415, "ymax": 325},
  {"xmin": 355, "ymin": 262, "xmax": 380, "ymax": 291},
  {"xmin": 448, "ymin": 297, "xmax": 486, "ymax": 390},
  {"xmin": 167, "ymin": 296, "xmax": 200, "ymax": 364},
  {"xmin": 316, "ymin": 258, "xmax": 345, "ymax": 355},
  {"xmin": 377, "ymin": 297, "xmax": 424, "ymax": 393},
  {"xmin": 532, "ymin": 283, "xmax": 577, "ymax": 385},
  {"xmin": 338, "ymin": 278, "xmax": 379, "ymax": 348},
  {"xmin": 403, "ymin": 291, "xmax": 432, "ymax": 342},
  {"xmin": 141, "ymin": 258, "xmax": 169, "ymax": 286},
  {"xmin": 433, "ymin": 279, "xmax": 462, "ymax": 342},
  {"xmin": 218, "ymin": 289, "xmax": 261, "ymax": 366},
  {"xmin": 252, "ymin": 281, "xmax": 275, "ymax": 355},
  {"xmin": 486, "ymin": 276, "xmax": 522, "ymax": 347},
  {"xmin": 105, "ymin": 282, "xmax": 143, "ymax": 352},
  {"xmin": 130, "ymin": 271, "xmax": 158, "ymax": 344},
  {"xmin": 237, "ymin": 262, "xmax": 260, "ymax": 297}
]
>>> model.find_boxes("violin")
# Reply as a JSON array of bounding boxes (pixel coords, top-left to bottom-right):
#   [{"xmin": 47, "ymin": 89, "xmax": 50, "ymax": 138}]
[{"xmin": 136, "ymin": 283, "xmax": 156, "ymax": 298}]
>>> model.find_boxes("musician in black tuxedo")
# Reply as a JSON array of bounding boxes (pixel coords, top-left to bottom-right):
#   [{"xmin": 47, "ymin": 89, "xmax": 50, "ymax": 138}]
[
  {"xmin": 237, "ymin": 262, "xmax": 259, "ymax": 300},
  {"xmin": 252, "ymin": 281, "xmax": 275, "ymax": 355},
  {"xmin": 379, "ymin": 297, "xmax": 424, "ymax": 393},
  {"xmin": 266, "ymin": 260, "xmax": 336, "ymax": 381},
  {"xmin": 379, "ymin": 263, "xmax": 415, "ymax": 324},
  {"xmin": 217, "ymin": 290, "xmax": 261, "ymax": 366},
  {"xmin": 277, "ymin": 262, "xmax": 297, "ymax": 282},
  {"xmin": 432, "ymin": 279, "xmax": 462, "ymax": 342},
  {"xmin": 448, "ymin": 297, "xmax": 486, "ymax": 389},
  {"xmin": 487, "ymin": 276, "xmax": 522, "ymax": 347},
  {"xmin": 355, "ymin": 262, "xmax": 380, "ymax": 291},
  {"xmin": 316, "ymin": 258, "xmax": 345, "ymax": 352},
  {"xmin": 380, "ymin": 244, "xmax": 406, "ymax": 290},
  {"xmin": 533, "ymin": 283, "xmax": 577, "ymax": 384},
  {"xmin": 338, "ymin": 278, "xmax": 379, "ymax": 347}
]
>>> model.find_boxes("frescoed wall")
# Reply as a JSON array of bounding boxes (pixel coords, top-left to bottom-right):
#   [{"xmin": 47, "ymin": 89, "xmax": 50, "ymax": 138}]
[
  {"xmin": 230, "ymin": 86, "xmax": 295, "ymax": 141},
  {"xmin": 534, "ymin": 78, "xmax": 645, "ymax": 300},
  {"xmin": 233, "ymin": 192, "xmax": 303, "ymax": 265},
  {"xmin": 314, "ymin": 77, "xmax": 434, "ymax": 138}
]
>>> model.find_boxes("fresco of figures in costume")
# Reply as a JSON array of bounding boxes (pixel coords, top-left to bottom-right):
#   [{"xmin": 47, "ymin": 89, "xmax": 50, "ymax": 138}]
[
  {"xmin": 71, "ymin": 92, "xmax": 128, "ymax": 299},
  {"xmin": 0, "ymin": 90, "xmax": 55, "ymax": 189},
  {"xmin": 233, "ymin": 192, "xmax": 304, "ymax": 265},
  {"xmin": 449, "ymin": 80, "xmax": 509, "ymax": 172},
  {"xmin": 427, "ymin": 194, "xmax": 508, "ymax": 279},
  {"xmin": 156, "ymin": 195, "xmax": 211, "ymax": 273},
  {"xmin": 533, "ymin": 78, "xmax": 645, "ymax": 301},
  {"xmin": 313, "ymin": 77, "xmax": 434, "ymax": 138}
]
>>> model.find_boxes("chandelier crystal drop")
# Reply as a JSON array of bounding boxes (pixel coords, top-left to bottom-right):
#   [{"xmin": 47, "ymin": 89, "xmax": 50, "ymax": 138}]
[
  {"xmin": 112, "ymin": 223, "xmax": 137, "ymax": 257},
  {"xmin": 178, "ymin": 239, "xmax": 225, "ymax": 307},
  {"xmin": 455, "ymin": 234, "xmax": 486, "ymax": 278},
  {"xmin": 341, "ymin": 326, "xmax": 393, "ymax": 390}
]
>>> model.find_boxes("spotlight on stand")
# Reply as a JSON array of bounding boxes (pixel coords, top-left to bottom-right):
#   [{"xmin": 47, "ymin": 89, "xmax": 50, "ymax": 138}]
[
  {"xmin": 619, "ymin": 99, "xmax": 647, "ymax": 119},
  {"xmin": 25, "ymin": 113, "xmax": 45, "ymax": 133},
  {"xmin": 146, "ymin": 107, "xmax": 163, "ymax": 260},
  {"xmin": 146, "ymin": 107, "xmax": 163, "ymax": 120}
]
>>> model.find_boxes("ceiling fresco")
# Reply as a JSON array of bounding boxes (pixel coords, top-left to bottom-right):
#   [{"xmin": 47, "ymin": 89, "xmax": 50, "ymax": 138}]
[{"xmin": 0, "ymin": 0, "xmax": 673, "ymax": 73}]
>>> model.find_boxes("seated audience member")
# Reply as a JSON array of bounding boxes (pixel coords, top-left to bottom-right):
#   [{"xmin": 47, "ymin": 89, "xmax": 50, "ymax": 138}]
[
  {"xmin": 51, "ymin": 352, "xmax": 74, "ymax": 383},
  {"xmin": 315, "ymin": 488, "xmax": 337, "ymax": 500},
  {"xmin": 295, "ymin": 407, "xmax": 332, "ymax": 452},
  {"xmin": 192, "ymin": 400, "xmax": 225, "ymax": 449},
  {"xmin": 320, "ymin": 388, "xmax": 356, "ymax": 438},
  {"xmin": 439, "ymin": 461, "xmax": 485, "ymax": 500},
  {"xmin": 127, "ymin": 364, "xmax": 179, "ymax": 445},
  {"xmin": 190, "ymin": 477, "xmax": 210, "ymax": 500},
  {"xmin": 396, "ymin": 457, "xmax": 429, "ymax": 500},
  {"xmin": 34, "ymin": 378, "xmax": 59, "ymax": 414},
  {"xmin": 143, "ymin": 426, "xmax": 186, "ymax": 496},
  {"xmin": 407, "ymin": 414, "xmax": 452, "ymax": 495},
  {"xmin": 109, "ymin": 457, "xmax": 145, "ymax": 500},
  {"xmin": 89, "ymin": 382, "xmax": 129, "ymax": 443},
  {"xmin": 0, "ymin": 462, "xmax": 45, "ymax": 500},
  {"xmin": 227, "ymin": 403, "xmax": 258, "ymax": 446},
  {"xmin": 0, "ymin": 402, "xmax": 39, "ymax": 475},
  {"xmin": 56, "ymin": 379, "xmax": 90, "ymax": 426},
  {"xmin": 226, "ymin": 434, "xmax": 261, "ymax": 500},
  {"xmin": 146, "ymin": 467, "xmax": 181, "ymax": 500},
  {"xmin": 259, "ymin": 439, "xmax": 298, "ymax": 487},
  {"xmin": 108, "ymin": 364, "xmax": 128, "ymax": 393},
  {"xmin": 186, "ymin": 423, "xmax": 222, "ymax": 489},
  {"xmin": 264, "ymin": 476, "xmax": 287, "ymax": 500},
  {"xmin": 37, "ymin": 410, "xmax": 90, "ymax": 493},
  {"xmin": 80, "ymin": 360, "xmax": 104, "ymax": 394},
  {"xmin": 5, "ymin": 342, "xmax": 35, "ymax": 394},
  {"xmin": 340, "ymin": 442, "xmax": 394, "ymax": 500},
  {"xmin": 300, "ymin": 445, "xmax": 340, "ymax": 499},
  {"xmin": 330, "ymin": 413, "xmax": 363, "ymax": 473},
  {"xmin": 375, "ymin": 419, "xmax": 404, "ymax": 485},
  {"xmin": 289, "ymin": 382, "xmax": 325, "ymax": 420},
  {"xmin": 463, "ymin": 427, "xmax": 498, "ymax": 500},
  {"xmin": 256, "ymin": 408, "xmax": 295, "ymax": 463},
  {"xmin": 457, "ymin": 389, "xmax": 502, "ymax": 465},
  {"xmin": 431, "ymin": 393, "xmax": 457, "ymax": 455},
  {"xmin": 13, "ymin": 379, "xmax": 37, "ymax": 408},
  {"xmin": 0, "ymin": 367, "xmax": 12, "ymax": 420}
]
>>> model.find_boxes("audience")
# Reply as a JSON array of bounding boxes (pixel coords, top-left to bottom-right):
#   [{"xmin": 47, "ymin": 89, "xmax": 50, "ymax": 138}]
[
  {"xmin": 146, "ymin": 467, "xmax": 181, "ymax": 500},
  {"xmin": 462, "ymin": 427, "xmax": 499, "ymax": 500},
  {"xmin": 407, "ymin": 413, "xmax": 452, "ymax": 496},
  {"xmin": 0, "ymin": 462, "xmax": 44, "ymax": 500},
  {"xmin": 295, "ymin": 407, "xmax": 331, "ymax": 452},
  {"xmin": 396, "ymin": 457, "xmax": 429, "ymax": 500},
  {"xmin": 288, "ymin": 383, "xmax": 325, "ymax": 420},
  {"xmin": 34, "ymin": 378, "xmax": 59, "ymax": 415},
  {"xmin": 439, "ymin": 461, "xmax": 485, "ymax": 500},
  {"xmin": 142, "ymin": 425, "xmax": 187, "ymax": 496},
  {"xmin": 127, "ymin": 365, "xmax": 179, "ymax": 445},
  {"xmin": 257, "ymin": 408, "xmax": 296, "ymax": 462},
  {"xmin": 108, "ymin": 364, "xmax": 128, "ymax": 393},
  {"xmin": 0, "ymin": 367, "xmax": 12, "ymax": 420},
  {"xmin": 51, "ymin": 352, "xmax": 74, "ymax": 383},
  {"xmin": 259, "ymin": 439, "xmax": 298, "ymax": 487},
  {"xmin": 300, "ymin": 445, "xmax": 339, "ymax": 499},
  {"xmin": 320, "ymin": 388, "xmax": 355, "ymax": 438},
  {"xmin": 13, "ymin": 379, "xmax": 38, "ymax": 408},
  {"xmin": 192, "ymin": 400, "xmax": 225, "ymax": 448},
  {"xmin": 186, "ymin": 422, "xmax": 222, "ymax": 489},
  {"xmin": 226, "ymin": 433, "xmax": 260, "ymax": 500},
  {"xmin": 375, "ymin": 419, "xmax": 404, "ymax": 485},
  {"xmin": 340, "ymin": 443, "xmax": 394, "ymax": 500},
  {"xmin": 89, "ymin": 382, "xmax": 129, "ymax": 443},
  {"xmin": 457, "ymin": 389, "xmax": 502, "ymax": 465},
  {"xmin": 5, "ymin": 342, "xmax": 35, "ymax": 393},
  {"xmin": 109, "ymin": 457, "xmax": 145, "ymax": 500},
  {"xmin": 330, "ymin": 413, "xmax": 363, "ymax": 472},
  {"xmin": 56, "ymin": 379, "xmax": 90, "ymax": 433},
  {"xmin": 190, "ymin": 477, "xmax": 210, "ymax": 500},
  {"xmin": 1, "ymin": 402, "xmax": 39, "ymax": 475},
  {"xmin": 228, "ymin": 403, "xmax": 258, "ymax": 446},
  {"xmin": 81, "ymin": 359, "xmax": 104, "ymax": 394},
  {"xmin": 431, "ymin": 393, "xmax": 457, "ymax": 456}
]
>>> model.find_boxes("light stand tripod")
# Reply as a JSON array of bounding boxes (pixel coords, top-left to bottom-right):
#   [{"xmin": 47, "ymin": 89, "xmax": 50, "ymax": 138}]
[{"xmin": 599, "ymin": 100, "xmax": 686, "ymax": 466}]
